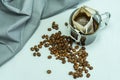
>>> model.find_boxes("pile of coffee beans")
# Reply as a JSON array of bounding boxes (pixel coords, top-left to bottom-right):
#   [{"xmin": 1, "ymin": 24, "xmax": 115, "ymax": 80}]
[
  {"xmin": 30, "ymin": 46, "xmax": 41, "ymax": 57},
  {"xmin": 30, "ymin": 22, "xmax": 93, "ymax": 79}
]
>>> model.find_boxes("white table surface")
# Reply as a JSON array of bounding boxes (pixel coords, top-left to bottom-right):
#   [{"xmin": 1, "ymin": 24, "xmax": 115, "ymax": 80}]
[{"xmin": 0, "ymin": 0, "xmax": 120, "ymax": 80}]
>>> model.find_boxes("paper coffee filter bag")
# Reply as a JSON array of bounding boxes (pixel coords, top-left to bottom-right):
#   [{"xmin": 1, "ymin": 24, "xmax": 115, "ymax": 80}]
[{"xmin": 72, "ymin": 6, "xmax": 95, "ymax": 34}]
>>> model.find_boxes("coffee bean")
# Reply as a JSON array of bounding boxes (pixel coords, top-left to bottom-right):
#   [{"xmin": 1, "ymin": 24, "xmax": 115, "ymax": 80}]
[
  {"xmin": 52, "ymin": 21, "xmax": 55, "ymax": 25},
  {"xmin": 48, "ymin": 55, "xmax": 52, "ymax": 59},
  {"xmin": 35, "ymin": 48, "xmax": 39, "ymax": 52},
  {"xmin": 40, "ymin": 42, "xmax": 43, "ymax": 45},
  {"xmin": 86, "ymin": 73, "xmax": 90, "ymax": 78},
  {"xmin": 34, "ymin": 45, "xmax": 37, "ymax": 49},
  {"xmin": 85, "ymin": 69, "xmax": 88, "ymax": 73},
  {"xmin": 48, "ymin": 28, "xmax": 52, "ymax": 31},
  {"xmin": 62, "ymin": 60, "xmax": 66, "ymax": 64},
  {"xmin": 72, "ymin": 48, "xmax": 76, "ymax": 52},
  {"xmin": 69, "ymin": 71, "xmax": 73, "ymax": 75},
  {"xmin": 33, "ymin": 52, "xmax": 37, "ymax": 56},
  {"xmin": 75, "ymin": 45, "xmax": 79, "ymax": 49},
  {"xmin": 81, "ymin": 46, "xmax": 86, "ymax": 50},
  {"xmin": 44, "ymin": 43, "xmax": 49, "ymax": 47},
  {"xmin": 42, "ymin": 35, "xmax": 46, "ymax": 39},
  {"xmin": 79, "ymin": 73, "xmax": 83, "ymax": 77},
  {"xmin": 65, "ymin": 22, "xmax": 68, "ymax": 26},
  {"xmin": 89, "ymin": 66, "xmax": 93, "ymax": 70},
  {"xmin": 38, "ymin": 44, "xmax": 42, "ymax": 48},
  {"xmin": 47, "ymin": 70, "xmax": 51, "ymax": 74},
  {"xmin": 37, "ymin": 52, "xmax": 41, "ymax": 57},
  {"xmin": 30, "ymin": 47, "xmax": 34, "ymax": 51}
]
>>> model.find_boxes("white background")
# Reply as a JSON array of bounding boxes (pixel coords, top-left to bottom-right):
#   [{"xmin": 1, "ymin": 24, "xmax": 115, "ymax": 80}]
[{"xmin": 0, "ymin": 0, "xmax": 120, "ymax": 80}]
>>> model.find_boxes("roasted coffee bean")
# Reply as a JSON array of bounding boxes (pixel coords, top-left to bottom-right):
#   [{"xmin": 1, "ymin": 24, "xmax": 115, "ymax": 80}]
[
  {"xmin": 86, "ymin": 73, "xmax": 90, "ymax": 78},
  {"xmin": 44, "ymin": 43, "xmax": 49, "ymax": 47},
  {"xmin": 38, "ymin": 44, "xmax": 42, "ymax": 48},
  {"xmin": 79, "ymin": 73, "xmax": 83, "ymax": 77},
  {"xmin": 77, "ymin": 42, "xmax": 80, "ymax": 45},
  {"xmin": 73, "ymin": 72, "xmax": 79, "ymax": 79},
  {"xmin": 47, "ymin": 70, "xmax": 51, "ymax": 74},
  {"xmin": 52, "ymin": 21, "xmax": 55, "ymax": 25},
  {"xmin": 48, "ymin": 28, "xmax": 52, "ymax": 31},
  {"xmin": 33, "ymin": 52, "xmax": 37, "ymax": 56},
  {"xmin": 54, "ymin": 25, "xmax": 59, "ymax": 30},
  {"xmin": 82, "ymin": 67, "xmax": 86, "ymax": 71},
  {"xmin": 42, "ymin": 35, "xmax": 46, "ymax": 39},
  {"xmin": 84, "ymin": 52, "xmax": 88, "ymax": 57},
  {"xmin": 35, "ymin": 48, "xmax": 39, "ymax": 52},
  {"xmin": 81, "ymin": 46, "xmax": 86, "ymax": 50},
  {"xmin": 87, "ymin": 64, "xmax": 90, "ymax": 68},
  {"xmin": 65, "ymin": 22, "xmax": 68, "ymax": 26},
  {"xmin": 73, "ymin": 65, "xmax": 78, "ymax": 70},
  {"xmin": 72, "ymin": 48, "xmax": 76, "ymax": 52},
  {"xmin": 62, "ymin": 60, "xmax": 66, "ymax": 64},
  {"xmin": 75, "ymin": 45, "xmax": 79, "ymax": 49},
  {"xmin": 89, "ymin": 66, "xmax": 93, "ymax": 70},
  {"xmin": 69, "ymin": 71, "xmax": 73, "ymax": 75},
  {"xmin": 34, "ymin": 45, "xmax": 37, "ymax": 48},
  {"xmin": 30, "ymin": 47, "xmax": 34, "ymax": 51},
  {"xmin": 78, "ymin": 68, "xmax": 83, "ymax": 73},
  {"xmin": 48, "ymin": 55, "xmax": 52, "ymax": 59},
  {"xmin": 85, "ymin": 69, "xmax": 88, "ymax": 73},
  {"xmin": 58, "ymin": 31, "xmax": 61, "ymax": 35},
  {"xmin": 37, "ymin": 52, "xmax": 41, "ymax": 57},
  {"xmin": 40, "ymin": 41, "xmax": 43, "ymax": 45}
]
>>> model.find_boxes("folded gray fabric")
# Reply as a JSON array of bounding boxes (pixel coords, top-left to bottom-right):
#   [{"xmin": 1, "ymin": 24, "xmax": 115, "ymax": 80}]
[{"xmin": 0, "ymin": 0, "xmax": 85, "ymax": 66}]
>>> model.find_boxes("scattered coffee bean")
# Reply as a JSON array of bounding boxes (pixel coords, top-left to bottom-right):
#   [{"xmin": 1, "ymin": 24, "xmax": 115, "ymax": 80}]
[
  {"xmin": 75, "ymin": 45, "xmax": 79, "ymax": 49},
  {"xmin": 40, "ymin": 41, "xmax": 43, "ymax": 45},
  {"xmin": 62, "ymin": 59, "xmax": 66, "ymax": 64},
  {"xmin": 47, "ymin": 70, "xmax": 51, "ymax": 74},
  {"xmin": 48, "ymin": 28, "xmax": 52, "ymax": 31},
  {"xmin": 86, "ymin": 73, "xmax": 90, "ymax": 78},
  {"xmin": 89, "ymin": 66, "xmax": 93, "ymax": 70},
  {"xmin": 72, "ymin": 48, "xmax": 76, "ymax": 52},
  {"xmin": 69, "ymin": 71, "xmax": 73, "ymax": 75},
  {"xmin": 30, "ymin": 47, "xmax": 34, "ymax": 51},
  {"xmin": 79, "ymin": 73, "xmax": 83, "ymax": 77},
  {"xmin": 35, "ymin": 48, "xmax": 39, "ymax": 52},
  {"xmin": 38, "ymin": 44, "xmax": 42, "ymax": 48},
  {"xmin": 37, "ymin": 52, "xmax": 41, "ymax": 57},
  {"xmin": 44, "ymin": 43, "xmax": 49, "ymax": 47},
  {"xmin": 33, "ymin": 52, "xmax": 37, "ymax": 56},
  {"xmin": 52, "ymin": 21, "xmax": 55, "ymax": 25},
  {"xmin": 34, "ymin": 45, "xmax": 37, "ymax": 49},
  {"xmin": 48, "ymin": 55, "xmax": 52, "ymax": 59},
  {"xmin": 81, "ymin": 46, "xmax": 86, "ymax": 50},
  {"xmin": 85, "ymin": 69, "xmax": 88, "ymax": 73},
  {"xmin": 42, "ymin": 35, "xmax": 46, "ymax": 39},
  {"xmin": 54, "ymin": 24, "xmax": 59, "ymax": 30},
  {"xmin": 65, "ymin": 22, "xmax": 68, "ymax": 26}
]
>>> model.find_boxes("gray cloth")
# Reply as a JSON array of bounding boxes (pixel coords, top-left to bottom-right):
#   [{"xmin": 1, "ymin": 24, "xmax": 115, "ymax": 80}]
[{"xmin": 0, "ymin": 0, "xmax": 85, "ymax": 66}]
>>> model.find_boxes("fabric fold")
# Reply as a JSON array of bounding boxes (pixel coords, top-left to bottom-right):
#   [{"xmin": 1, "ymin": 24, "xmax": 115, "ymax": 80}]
[{"xmin": 0, "ymin": 0, "xmax": 85, "ymax": 66}]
